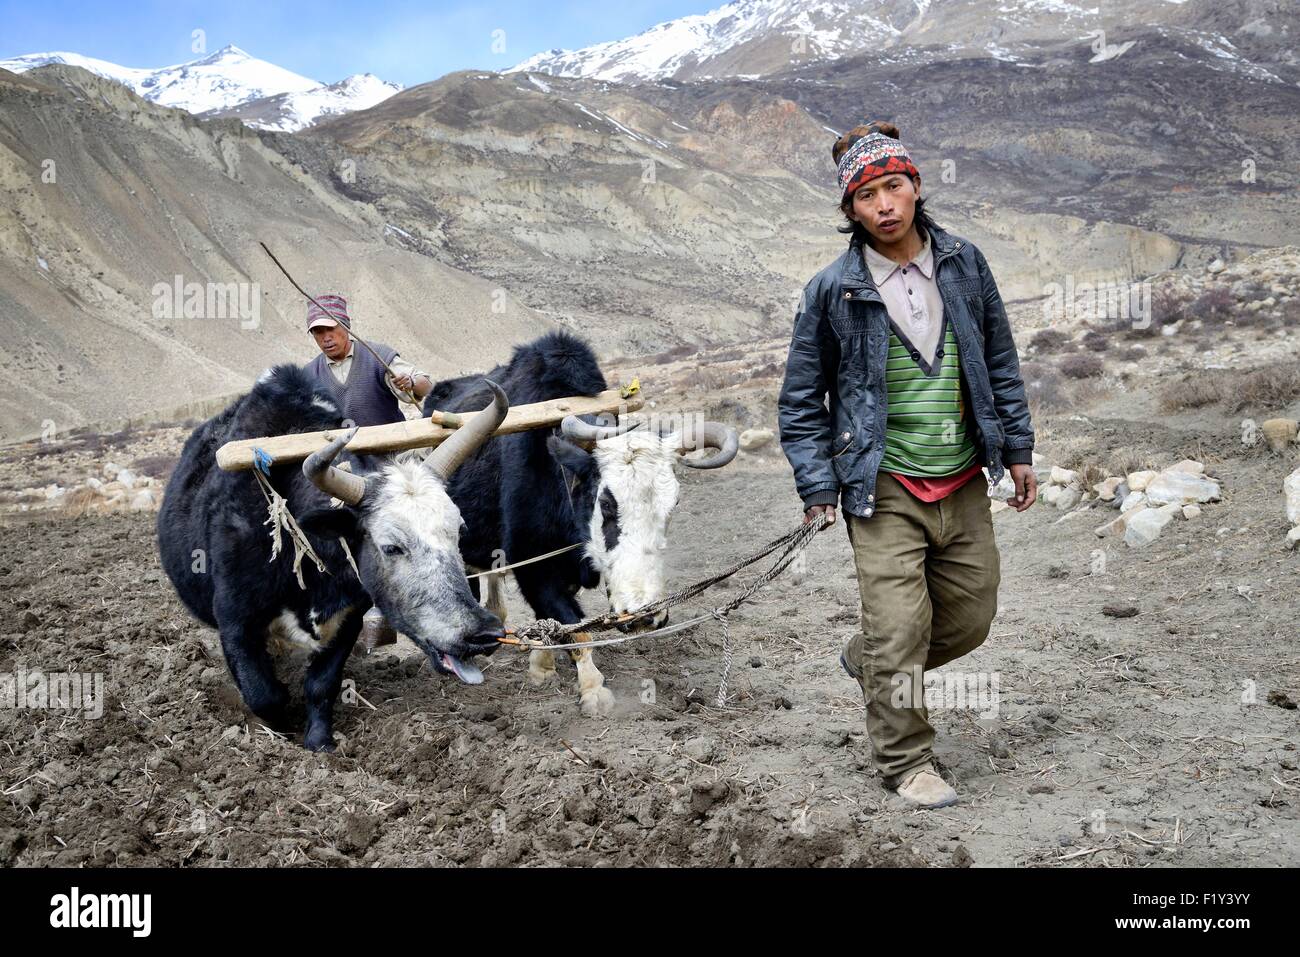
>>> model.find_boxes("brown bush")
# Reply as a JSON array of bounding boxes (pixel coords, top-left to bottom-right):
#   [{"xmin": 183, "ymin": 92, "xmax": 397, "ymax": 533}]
[
  {"xmin": 1059, "ymin": 353, "xmax": 1104, "ymax": 379},
  {"xmin": 1029, "ymin": 329, "xmax": 1072, "ymax": 353},
  {"xmin": 1226, "ymin": 362, "xmax": 1300, "ymax": 414},
  {"xmin": 1185, "ymin": 286, "xmax": 1234, "ymax": 325},
  {"xmin": 1158, "ymin": 375, "xmax": 1224, "ymax": 412},
  {"xmin": 1081, "ymin": 330, "xmax": 1111, "ymax": 352},
  {"xmin": 1019, "ymin": 361, "xmax": 1067, "ymax": 410}
]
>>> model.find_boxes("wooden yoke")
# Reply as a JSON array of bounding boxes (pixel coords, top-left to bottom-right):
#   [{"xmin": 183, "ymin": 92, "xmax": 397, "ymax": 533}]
[{"xmin": 216, "ymin": 388, "xmax": 642, "ymax": 471}]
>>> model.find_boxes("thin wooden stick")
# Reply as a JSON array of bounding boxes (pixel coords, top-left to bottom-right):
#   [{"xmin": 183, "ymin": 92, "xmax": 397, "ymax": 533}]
[{"xmin": 259, "ymin": 242, "xmax": 422, "ymax": 407}]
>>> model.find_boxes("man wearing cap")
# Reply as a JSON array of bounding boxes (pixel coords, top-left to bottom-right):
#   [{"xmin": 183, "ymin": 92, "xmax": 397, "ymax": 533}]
[
  {"xmin": 303, "ymin": 294, "xmax": 433, "ymax": 650},
  {"xmin": 778, "ymin": 121, "xmax": 1037, "ymax": 809},
  {"xmin": 303, "ymin": 293, "xmax": 433, "ymax": 426}
]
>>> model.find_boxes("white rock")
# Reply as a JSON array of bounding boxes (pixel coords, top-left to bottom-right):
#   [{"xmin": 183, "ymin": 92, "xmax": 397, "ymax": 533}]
[
  {"xmin": 129, "ymin": 489, "xmax": 156, "ymax": 511},
  {"xmin": 1285, "ymin": 466, "xmax": 1300, "ymax": 525},
  {"xmin": 1055, "ymin": 485, "xmax": 1083, "ymax": 511},
  {"xmin": 1093, "ymin": 477, "xmax": 1123, "ymax": 501},
  {"xmin": 739, "ymin": 428, "xmax": 774, "ymax": 451},
  {"xmin": 1170, "ymin": 458, "xmax": 1204, "ymax": 476},
  {"xmin": 86, "ymin": 477, "xmax": 103, "ymax": 490},
  {"xmin": 1042, "ymin": 484, "xmax": 1062, "ymax": 507},
  {"xmin": 1182, "ymin": 504, "xmax": 1201, "ymax": 520},
  {"xmin": 1126, "ymin": 470, "xmax": 1158, "ymax": 491},
  {"xmin": 1125, "ymin": 506, "xmax": 1177, "ymax": 547},
  {"xmin": 1145, "ymin": 471, "xmax": 1221, "ymax": 506},
  {"xmin": 1120, "ymin": 490, "xmax": 1147, "ymax": 513},
  {"xmin": 103, "ymin": 462, "xmax": 121, "ymax": 479},
  {"xmin": 1049, "ymin": 466, "xmax": 1079, "ymax": 487},
  {"xmin": 990, "ymin": 500, "xmax": 1009, "ymax": 514},
  {"xmin": 117, "ymin": 469, "xmax": 137, "ymax": 489},
  {"xmin": 1095, "ymin": 506, "xmax": 1143, "ymax": 538},
  {"xmin": 1287, "ymin": 526, "xmax": 1300, "ymax": 550}
]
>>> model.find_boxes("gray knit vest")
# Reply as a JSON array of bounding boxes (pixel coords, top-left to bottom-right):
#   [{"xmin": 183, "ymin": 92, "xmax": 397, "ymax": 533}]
[{"xmin": 304, "ymin": 342, "xmax": 402, "ymax": 427}]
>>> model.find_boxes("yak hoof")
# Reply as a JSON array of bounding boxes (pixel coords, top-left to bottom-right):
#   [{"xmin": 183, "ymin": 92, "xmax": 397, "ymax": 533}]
[
  {"xmin": 527, "ymin": 665, "xmax": 556, "ymax": 687},
  {"xmin": 580, "ymin": 686, "xmax": 614, "ymax": 717}
]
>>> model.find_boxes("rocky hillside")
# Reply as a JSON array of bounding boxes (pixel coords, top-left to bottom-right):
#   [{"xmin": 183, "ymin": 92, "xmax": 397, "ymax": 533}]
[{"xmin": 0, "ymin": 66, "xmax": 551, "ymax": 441}]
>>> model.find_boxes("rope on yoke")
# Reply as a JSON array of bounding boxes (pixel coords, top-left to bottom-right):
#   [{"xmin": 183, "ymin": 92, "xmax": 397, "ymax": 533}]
[
  {"xmin": 504, "ymin": 512, "xmax": 831, "ymax": 706},
  {"xmin": 251, "ymin": 445, "xmax": 359, "ymax": 589},
  {"xmin": 252, "ymin": 453, "xmax": 328, "ymax": 589}
]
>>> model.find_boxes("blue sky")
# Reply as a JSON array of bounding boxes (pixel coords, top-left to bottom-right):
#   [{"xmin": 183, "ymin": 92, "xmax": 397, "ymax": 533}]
[{"xmin": 0, "ymin": 0, "xmax": 710, "ymax": 85}]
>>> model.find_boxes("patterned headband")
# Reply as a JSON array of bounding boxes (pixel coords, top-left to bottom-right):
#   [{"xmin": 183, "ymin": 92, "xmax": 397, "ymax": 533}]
[{"xmin": 836, "ymin": 131, "xmax": 919, "ymax": 200}]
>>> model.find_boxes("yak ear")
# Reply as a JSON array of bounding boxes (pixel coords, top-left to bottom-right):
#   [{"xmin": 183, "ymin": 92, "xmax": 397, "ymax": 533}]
[
  {"xmin": 297, "ymin": 506, "xmax": 361, "ymax": 541},
  {"xmin": 547, "ymin": 435, "xmax": 595, "ymax": 477}
]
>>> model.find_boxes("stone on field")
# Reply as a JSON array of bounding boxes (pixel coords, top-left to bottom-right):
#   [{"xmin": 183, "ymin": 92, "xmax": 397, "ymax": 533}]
[
  {"xmin": 1126, "ymin": 470, "xmax": 1157, "ymax": 492},
  {"xmin": 739, "ymin": 428, "xmax": 774, "ymax": 451},
  {"xmin": 1124, "ymin": 506, "xmax": 1177, "ymax": 547},
  {"xmin": 1144, "ymin": 471, "xmax": 1220, "ymax": 506}
]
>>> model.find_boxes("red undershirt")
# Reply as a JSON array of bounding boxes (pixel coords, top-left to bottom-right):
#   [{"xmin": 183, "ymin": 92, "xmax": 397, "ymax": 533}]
[{"xmin": 886, "ymin": 463, "xmax": 985, "ymax": 503}]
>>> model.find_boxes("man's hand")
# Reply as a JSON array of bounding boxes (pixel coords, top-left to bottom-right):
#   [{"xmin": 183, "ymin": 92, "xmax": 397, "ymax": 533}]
[
  {"xmin": 391, "ymin": 373, "xmax": 415, "ymax": 394},
  {"xmin": 1008, "ymin": 463, "xmax": 1037, "ymax": 512},
  {"xmin": 804, "ymin": 504, "xmax": 837, "ymax": 526}
]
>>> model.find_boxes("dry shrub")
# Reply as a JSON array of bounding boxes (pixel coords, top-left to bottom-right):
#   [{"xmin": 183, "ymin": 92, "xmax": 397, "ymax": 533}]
[
  {"xmin": 651, "ymin": 343, "xmax": 696, "ymax": 365},
  {"xmin": 1020, "ymin": 361, "xmax": 1067, "ymax": 410},
  {"xmin": 743, "ymin": 360, "xmax": 784, "ymax": 381},
  {"xmin": 1151, "ymin": 287, "xmax": 1190, "ymax": 327},
  {"xmin": 1185, "ymin": 286, "xmax": 1234, "ymax": 325},
  {"xmin": 1158, "ymin": 374, "xmax": 1224, "ymax": 412},
  {"xmin": 1226, "ymin": 362, "xmax": 1300, "ymax": 414},
  {"xmin": 1029, "ymin": 329, "xmax": 1072, "ymax": 353},
  {"xmin": 1081, "ymin": 330, "xmax": 1111, "ymax": 352},
  {"xmin": 130, "ymin": 454, "xmax": 178, "ymax": 481},
  {"xmin": 1059, "ymin": 353, "xmax": 1104, "ymax": 380},
  {"xmin": 680, "ymin": 367, "xmax": 722, "ymax": 391}
]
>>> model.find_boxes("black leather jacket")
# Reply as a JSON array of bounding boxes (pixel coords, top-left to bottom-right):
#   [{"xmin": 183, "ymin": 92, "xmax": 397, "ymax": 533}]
[{"xmin": 778, "ymin": 224, "xmax": 1034, "ymax": 519}]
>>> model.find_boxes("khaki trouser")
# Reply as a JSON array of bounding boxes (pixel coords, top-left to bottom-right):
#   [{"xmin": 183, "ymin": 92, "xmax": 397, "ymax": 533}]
[{"xmin": 843, "ymin": 472, "xmax": 1001, "ymax": 785}]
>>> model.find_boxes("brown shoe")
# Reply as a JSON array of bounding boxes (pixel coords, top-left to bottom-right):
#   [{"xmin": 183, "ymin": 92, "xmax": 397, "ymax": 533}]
[
  {"xmin": 895, "ymin": 762, "xmax": 959, "ymax": 809},
  {"xmin": 357, "ymin": 609, "xmax": 397, "ymax": 654}
]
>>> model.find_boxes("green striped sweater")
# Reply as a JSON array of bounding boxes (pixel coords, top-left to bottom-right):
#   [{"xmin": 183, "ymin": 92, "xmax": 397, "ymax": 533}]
[{"xmin": 879, "ymin": 323, "xmax": 978, "ymax": 477}]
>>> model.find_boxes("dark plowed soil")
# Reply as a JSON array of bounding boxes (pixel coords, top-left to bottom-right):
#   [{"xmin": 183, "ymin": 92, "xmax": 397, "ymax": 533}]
[{"xmin": 2, "ymin": 432, "xmax": 1297, "ymax": 867}]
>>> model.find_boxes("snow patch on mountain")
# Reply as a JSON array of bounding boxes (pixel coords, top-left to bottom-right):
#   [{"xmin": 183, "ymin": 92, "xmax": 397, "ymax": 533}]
[
  {"xmin": 1, "ymin": 45, "xmax": 321, "ymax": 114},
  {"xmin": 248, "ymin": 74, "xmax": 403, "ymax": 132}
]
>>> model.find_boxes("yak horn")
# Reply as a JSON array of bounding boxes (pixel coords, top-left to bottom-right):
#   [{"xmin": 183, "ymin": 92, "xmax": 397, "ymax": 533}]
[
  {"xmin": 668, "ymin": 420, "xmax": 740, "ymax": 469},
  {"xmin": 303, "ymin": 427, "xmax": 366, "ymax": 506},
  {"xmin": 425, "ymin": 379, "xmax": 509, "ymax": 482},
  {"xmin": 560, "ymin": 413, "xmax": 641, "ymax": 443}
]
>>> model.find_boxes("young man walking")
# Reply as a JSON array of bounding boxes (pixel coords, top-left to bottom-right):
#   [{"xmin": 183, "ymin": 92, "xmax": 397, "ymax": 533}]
[{"xmin": 778, "ymin": 121, "xmax": 1037, "ymax": 809}]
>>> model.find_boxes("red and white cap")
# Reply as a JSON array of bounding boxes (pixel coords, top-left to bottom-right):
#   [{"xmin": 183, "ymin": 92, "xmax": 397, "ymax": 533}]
[{"xmin": 307, "ymin": 294, "xmax": 351, "ymax": 330}]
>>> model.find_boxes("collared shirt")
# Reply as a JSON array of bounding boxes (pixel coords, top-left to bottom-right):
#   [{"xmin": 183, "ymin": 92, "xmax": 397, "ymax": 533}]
[
  {"xmin": 326, "ymin": 346, "xmax": 427, "ymax": 399},
  {"xmin": 863, "ymin": 227, "xmax": 944, "ymax": 366},
  {"xmin": 866, "ymin": 228, "xmax": 983, "ymax": 501}
]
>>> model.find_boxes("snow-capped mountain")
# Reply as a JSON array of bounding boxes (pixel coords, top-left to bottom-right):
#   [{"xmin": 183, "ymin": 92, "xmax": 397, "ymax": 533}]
[
  {"xmin": 201, "ymin": 73, "xmax": 403, "ymax": 132},
  {"xmin": 511, "ymin": 0, "xmax": 917, "ymax": 82},
  {"xmin": 509, "ymin": 0, "xmax": 1292, "ymax": 84},
  {"xmin": 0, "ymin": 45, "xmax": 400, "ymax": 129}
]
